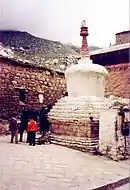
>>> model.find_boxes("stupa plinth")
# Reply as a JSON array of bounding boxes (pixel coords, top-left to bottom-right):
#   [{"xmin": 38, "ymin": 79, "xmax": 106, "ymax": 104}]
[{"xmin": 49, "ymin": 21, "xmax": 110, "ymax": 151}]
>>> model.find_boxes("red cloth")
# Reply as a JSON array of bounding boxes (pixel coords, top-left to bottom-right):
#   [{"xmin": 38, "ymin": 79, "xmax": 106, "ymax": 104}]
[{"xmin": 27, "ymin": 119, "xmax": 38, "ymax": 132}]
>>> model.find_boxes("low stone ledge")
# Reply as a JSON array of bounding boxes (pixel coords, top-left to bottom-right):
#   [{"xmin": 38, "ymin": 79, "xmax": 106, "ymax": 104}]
[{"xmin": 50, "ymin": 134, "xmax": 98, "ymax": 152}]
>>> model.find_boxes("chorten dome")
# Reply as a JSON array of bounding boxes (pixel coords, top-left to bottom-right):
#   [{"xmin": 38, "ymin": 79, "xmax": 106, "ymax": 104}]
[{"xmin": 65, "ymin": 58, "xmax": 108, "ymax": 97}]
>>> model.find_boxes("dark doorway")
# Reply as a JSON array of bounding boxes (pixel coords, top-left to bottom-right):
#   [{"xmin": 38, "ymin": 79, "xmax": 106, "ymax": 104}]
[{"xmin": 19, "ymin": 89, "xmax": 26, "ymax": 103}]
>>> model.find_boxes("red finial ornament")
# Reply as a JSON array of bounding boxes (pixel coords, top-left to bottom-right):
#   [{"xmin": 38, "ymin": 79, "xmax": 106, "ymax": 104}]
[{"xmin": 80, "ymin": 20, "xmax": 90, "ymax": 58}]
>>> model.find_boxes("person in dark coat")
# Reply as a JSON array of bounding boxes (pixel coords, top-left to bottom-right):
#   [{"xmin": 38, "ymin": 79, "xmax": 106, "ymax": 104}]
[
  {"xmin": 19, "ymin": 108, "xmax": 28, "ymax": 142},
  {"xmin": 39, "ymin": 106, "xmax": 46, "ymax": 134},
  {"xmin": 33, "ymin": 109, "xmax": 39, "ymax": 122},
  {"xmin": 39, "ymin": 104, "xmax": 52, "ymax": 135},
  {"xmin": 44, "ymin": 103, "xmax": 52, "ymax": 132},
  {"xmin": 45, "ymin": 104, "xmax": 52, "ymax": 115},
  {"xmin": 9, "ymin": 113, "xmax": 19, "ymax": 144}
]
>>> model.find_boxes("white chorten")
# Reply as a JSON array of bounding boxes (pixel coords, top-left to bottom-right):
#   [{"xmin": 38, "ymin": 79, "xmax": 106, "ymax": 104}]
[
  {"xmin": 49, "ymin": 21, "xmax": 112, "ymax": 152},
  {"xmin": 49, "ymin": 21, "xmax": 110, "ymax": 123}
]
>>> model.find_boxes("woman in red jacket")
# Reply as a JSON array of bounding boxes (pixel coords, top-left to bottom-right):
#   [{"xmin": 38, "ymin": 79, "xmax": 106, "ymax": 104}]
[{"xmin": 27, "ymin": 117, "xmax": 38, "ymax": 146}]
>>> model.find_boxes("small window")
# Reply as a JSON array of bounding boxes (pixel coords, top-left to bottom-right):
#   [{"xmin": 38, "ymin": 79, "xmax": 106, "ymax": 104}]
[
  {"xmin": 19, "ymin": 89, "xmax": 26, "ymax": 103},
  {"xmin": 39, "ymin": 94, "xmax": 44, "ymax": 104}
]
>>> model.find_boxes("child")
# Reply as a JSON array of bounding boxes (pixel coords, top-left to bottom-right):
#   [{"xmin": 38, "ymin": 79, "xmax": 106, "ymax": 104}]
[
  {"xmin": 27, "ymin": 116, "xmax": 38, "ymax": 146},
  {"xmin": 9, "ymin": 113, "xmax": 19, "ymax": 144}
]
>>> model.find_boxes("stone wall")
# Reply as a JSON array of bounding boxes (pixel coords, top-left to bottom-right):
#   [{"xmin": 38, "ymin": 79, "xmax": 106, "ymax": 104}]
[
  {"xmin": 116, "ymin": 31, "xmax": 130, "ymax": 45},
  {"xmin": 50, "ymin": 117, "xmax": 99, "ymax": 152},
  {"xmin": 0, "ymin": 57, "xmax": 66, "ymax": 119},
  {"xmin": 51, "ymin": 119, "xmax": 99, "ymax": 138},
  {"xmin": 105, "ymin": 64, "xmax": 130, "ymax": 98},
  {"xmin": 50, "ymin": 135, "xmax": 99, "ymax": 152}
]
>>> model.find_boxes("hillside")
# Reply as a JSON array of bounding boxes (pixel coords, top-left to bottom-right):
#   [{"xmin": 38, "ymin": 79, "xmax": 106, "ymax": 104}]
[
  {"xmin": 0, "ymin": 30, "xmax": 100, "ymax": 71},
  {"xmin": 66, "ymin": 43, "xmax": 101, "ymax": 53}
]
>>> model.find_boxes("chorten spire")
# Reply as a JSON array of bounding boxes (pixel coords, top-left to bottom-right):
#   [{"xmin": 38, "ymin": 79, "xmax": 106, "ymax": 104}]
[{"xmin": 80, "ymin": 20, "xmax": 90, "ymax": 59}]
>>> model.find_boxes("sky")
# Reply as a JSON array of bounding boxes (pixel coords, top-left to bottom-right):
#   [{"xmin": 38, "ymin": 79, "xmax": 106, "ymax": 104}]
[{"xmin": 0, "ymin": 0, "xmax": 129, "ymax": 47}]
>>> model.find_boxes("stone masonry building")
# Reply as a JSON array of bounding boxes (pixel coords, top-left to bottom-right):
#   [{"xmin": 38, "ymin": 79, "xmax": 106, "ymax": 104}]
[
  {"xmin": 0, "ymin": 56, "xmax": 66, "ymax": 119},
  {"xmin": 90, "ymin": 30, "xmax": 130, "ymax": 98}
]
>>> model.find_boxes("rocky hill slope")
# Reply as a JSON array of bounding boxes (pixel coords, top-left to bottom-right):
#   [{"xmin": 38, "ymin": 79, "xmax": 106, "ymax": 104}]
[
  {"xmin": 0, "ymin": 30, "xmax": 78, "ymax": 55},
  {"xmin": 0, "ymin": 30, "xmax": 100, "ymax": 71}
]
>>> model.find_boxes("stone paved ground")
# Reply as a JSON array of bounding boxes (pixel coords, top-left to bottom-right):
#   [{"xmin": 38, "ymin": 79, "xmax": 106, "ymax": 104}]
[{"xmin": 0, "ymin": 135, "xmax": 129, "ymax": 190}]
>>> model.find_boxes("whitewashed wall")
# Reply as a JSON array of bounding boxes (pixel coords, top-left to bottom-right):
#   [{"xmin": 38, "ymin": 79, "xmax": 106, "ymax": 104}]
[{"xmin": 99, "ymin": 108, "xmax": 118, "ymax": 160}]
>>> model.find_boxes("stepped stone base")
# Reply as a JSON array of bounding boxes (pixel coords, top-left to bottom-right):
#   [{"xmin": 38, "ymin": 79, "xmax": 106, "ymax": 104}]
[
  {"xmin": 49, "ymin": 96, "xmax": 110, "ymax": 152},
  {"xmin": 49, "ymin": 96, "xmax": 111, "ymax": 120},
  {"xmin": 50, "ymin": 134, "xmax": 99, "ymax": 152}
]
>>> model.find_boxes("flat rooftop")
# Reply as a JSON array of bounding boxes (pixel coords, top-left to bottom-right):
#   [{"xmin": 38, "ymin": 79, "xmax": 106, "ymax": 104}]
[{"xmin": 90, "ymin": 43, "xmax": 130, "ymax": 56}]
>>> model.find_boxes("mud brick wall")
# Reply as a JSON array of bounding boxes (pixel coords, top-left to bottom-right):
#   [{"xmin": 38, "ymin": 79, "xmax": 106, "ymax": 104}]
[
  {"xmin": 50, "ymin": 119, "xmax": 99, "ymax": 152},
  {"xmin": 51, "ymin": 119, "xmax": 99, "ymax": 138},
  {"xmin": 0, "ymin": 58, "xmax": 66, "ymax": 119},
  {"xmin": 105, "ymin": 64, "xmax": 130, "ymax": 98},
  {"xmin": 116, "ymin": 31, "xmax": 130, "ymax": 45}
]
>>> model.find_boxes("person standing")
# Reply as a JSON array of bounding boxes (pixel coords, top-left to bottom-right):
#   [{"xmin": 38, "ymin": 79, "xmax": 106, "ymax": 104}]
[
  {"xmin": 19, "ymin": 108, "xmax": 28, "ymax": 142},
  {"xmin": 44, "ymin": 104, "xmax": 52, "ymax": 133},
  {"xmin": 39, "ymin": 106, "xmax": 46, "ymax": 134},
  {"xmin": 9, "ymin": 113, "xmax": 19, "ymax": 144},
  {"xmin": 26, "ymin": 107, "xmax": 34, "ymax": 143},
  {"xmin": 27, "ymin": 116, "xmax": 38, "ymax": 146},
  {"xmin": 39, "ymin": 104, "xmax": 52, "ymax": 136},
  {"xmin": 45, "ymin": 104, "xmax": 52, "ymax": 116}
]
